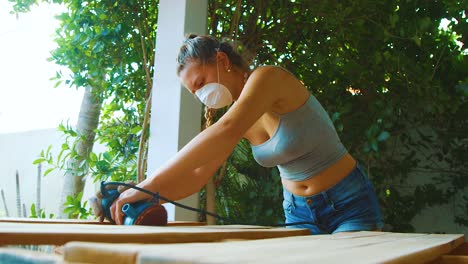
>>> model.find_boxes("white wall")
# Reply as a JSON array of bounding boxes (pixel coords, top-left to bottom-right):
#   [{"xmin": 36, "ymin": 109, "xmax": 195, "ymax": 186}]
[{"xmin": 0, "ymin": 128, "xmax": 99, "ymax": 217}]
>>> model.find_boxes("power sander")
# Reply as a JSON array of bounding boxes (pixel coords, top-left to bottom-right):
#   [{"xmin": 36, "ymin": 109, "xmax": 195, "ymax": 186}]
[{"xmin": 92, "ymin": 181, "xmax": 168, "ymax": 226}]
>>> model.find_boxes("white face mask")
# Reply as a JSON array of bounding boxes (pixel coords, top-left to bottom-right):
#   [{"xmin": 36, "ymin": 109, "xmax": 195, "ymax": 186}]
[
  {"xmin": 194, "ymin": 54, "xmax": 233, "ymax": 109},
  {"xmin": 195, "ymin": 83, "xmax": 233, "ymax": 109}
]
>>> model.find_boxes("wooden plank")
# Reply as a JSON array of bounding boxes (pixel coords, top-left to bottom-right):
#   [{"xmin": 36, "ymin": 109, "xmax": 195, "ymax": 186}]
[
  {"xmin": 0, "ymin": 217, "xmax": 110, "ymax": 225},
  {"xmin": 438, "ymin": 256, "xmax": 468, "ymax": 264},
  {"xmin": 0, "ymin": 222, "xmax": 310, "ymax": 246},
  {"xmin": 65, "ymin": 243, "xmax": 138, "ymax": 264},
  {"xmin": 436, "ymin": 243, "xmax": 468, "ymax": 264},
  {"xmin": 0, "ymin": 217, "xmax": 206, "ymax": 226},
  {"xmin": 61, "ymin": 232, "xmax": 465, "ymax": 264},
  {"xmin": 449, "ymin": 243, "xmax": 468, "ymax": 255}
]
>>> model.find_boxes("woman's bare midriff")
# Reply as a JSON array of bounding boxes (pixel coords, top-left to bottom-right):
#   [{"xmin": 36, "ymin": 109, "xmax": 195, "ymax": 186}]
[{"xmin": 281, "ymin": 153, "xmax": 357, "ymax": 197}]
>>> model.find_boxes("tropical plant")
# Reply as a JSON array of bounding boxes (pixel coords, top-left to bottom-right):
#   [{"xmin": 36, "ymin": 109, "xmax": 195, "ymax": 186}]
[
  {"xmin": 29, "ymin": 203, "xmax": 55, "ymax": 219},
  {"xmin": 62, "ymin": 191, "xmax": 92, "ymax": 219},
  {"xmin": 207, "ymin": 0, "xmax": 467, "ymax": 231}
]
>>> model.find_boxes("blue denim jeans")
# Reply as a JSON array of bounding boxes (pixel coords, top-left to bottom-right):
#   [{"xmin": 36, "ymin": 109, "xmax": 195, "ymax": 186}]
[{"xmin": 282, "ymin": 163, "xmax": 384, "ymax": 234}]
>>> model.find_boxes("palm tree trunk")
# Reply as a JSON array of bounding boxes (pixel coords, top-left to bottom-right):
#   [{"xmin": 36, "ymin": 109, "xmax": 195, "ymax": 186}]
[
  {"xmin": 58, "ymin": 86, "xmax": 102, "ymax": 218},
  {"xmin": 36, "ymin": 164, "xmax": 41, "ymax": 216},
  {"xmin": 15, "ymin": 170, "xmax": 22, "ymax": 217},
  {"xmin": 1, "ymin": 189, "xmax": 9, "ymax": 217}
]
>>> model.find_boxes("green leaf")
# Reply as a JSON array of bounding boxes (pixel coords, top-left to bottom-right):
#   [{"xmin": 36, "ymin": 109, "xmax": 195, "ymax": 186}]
[
  {"xmin": 89, "ymin": 152, "xmax": 98, "ymax": 162},
  {"xmin": 377, "ymin": 131, "xmax": 390, "ymax": 142},
  {"xmin": 336, "ymin": 123, "xmax": 343, "ymax": 133},
  {"xmin": 131, "ymin": 126, "xmax": 142, "ymax": 134},
  {"xmin": 46, "ymin": 144, "xmax": 52, "ymax": 154},
  {"xmin": 44, "ymin": 168, "xmax": 55, "ymax": 177},
  {"xmin": 33, "ymin": 158, "xmax": 46, "ymax": 165},
  {"xmin": 331, "ymin": 112, "xmax": 340, "ymax": 122},
  {"xmin": 412, "ymin": 36, "xmax": 421, "ymax": 47},
  {"xmin": 103, "ymin": 152, "xmax": 112, "ymax": 161},
  {"xmin": 63, "ymin": 207, "xmax": 74, "ymax": 214},
  {"xmin": 30, "ymin": 204, "xmax": 37, "ymax": 218},
  {"xmin": 371, "ymin": 139, "xmax": 379, "ymax": 152},
  {"xmin": 54, "ymin": 80, "xmax": 62, "ymax": 88}
]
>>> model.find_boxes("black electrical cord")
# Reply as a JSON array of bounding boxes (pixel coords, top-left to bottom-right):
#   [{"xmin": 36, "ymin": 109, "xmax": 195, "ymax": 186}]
[{"xmin": 103, "ymin": 181, "xmax": 315, "ymax": 227}]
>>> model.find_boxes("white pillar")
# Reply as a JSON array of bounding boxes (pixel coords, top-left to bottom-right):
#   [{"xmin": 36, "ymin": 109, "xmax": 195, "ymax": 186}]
[{"xmin": 147, "ymin": 0, "xmax": 208, "ymax": 221}]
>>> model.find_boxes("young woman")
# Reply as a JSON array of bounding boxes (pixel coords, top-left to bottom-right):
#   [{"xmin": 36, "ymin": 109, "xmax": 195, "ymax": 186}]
[{"xmin": 110, "ymin": 35, "xmax": 384, "ymax": 234}]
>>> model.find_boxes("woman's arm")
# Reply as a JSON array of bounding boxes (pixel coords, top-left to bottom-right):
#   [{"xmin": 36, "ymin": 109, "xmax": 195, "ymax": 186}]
[
  {"xmin": 153, "ymin": 156, "xmax": 227, "ymax": 201},
  {"xmin": 110, "ymin": 156, "xmax": 226, "ymax": 224}
]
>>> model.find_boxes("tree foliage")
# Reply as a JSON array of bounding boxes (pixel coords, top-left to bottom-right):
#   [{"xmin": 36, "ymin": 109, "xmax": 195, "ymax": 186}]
[
  {"xmin": 208, "ymin": 0, "xmax": 467, "ymax": 231},
  {"xmin": 11, "ymin": 0, "xmax": 158, "ymax": 217},
  {"xmin": 12, "ymin": 0, "xmax": 158, "ymax": 179},
  {"xmin": 48, "ymin": 0, "xmax": 157, "ymax": 183}
]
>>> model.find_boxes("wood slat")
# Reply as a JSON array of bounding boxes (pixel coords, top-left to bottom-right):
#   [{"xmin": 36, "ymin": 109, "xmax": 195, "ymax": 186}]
[
  {"xmin": 449, "ymin": 243, "xmax": 468, "ymax": 255},
  {"xmin": 437, "ymin": 256, "xmax": 468, "ymax": 264},
  {"xmin": 0, "ymin": 217, "xmax": 110, "ymax": 225},
  {"xmin": 436, "ymin": 243, "xmax": 468, "ymax": 264},
  {"xmin": 62, "ymin": 231, "xmax": 465, "ymax": 264},
  {"xmin": 0, "ymin": 217, "xmax": 205, "ymax": 226},
  {"xmin": 0, "ymin": 222, "xmax": 310, "ymax": 246}
]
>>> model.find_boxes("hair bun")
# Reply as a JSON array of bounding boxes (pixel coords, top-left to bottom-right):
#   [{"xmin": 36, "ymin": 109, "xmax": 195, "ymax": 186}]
[{"xmin": 185, "ymin": 33, "xmax": 198, "ymax": 40}]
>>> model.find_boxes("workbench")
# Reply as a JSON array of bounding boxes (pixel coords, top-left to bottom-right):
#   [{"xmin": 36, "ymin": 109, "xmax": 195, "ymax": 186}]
[{"xmin": 0, "ymin": 218, "xmax": 466, "ymax": 263}]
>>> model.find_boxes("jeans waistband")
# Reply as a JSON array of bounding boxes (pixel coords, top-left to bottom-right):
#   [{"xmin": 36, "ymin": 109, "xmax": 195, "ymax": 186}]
[
  {"xmin": 283, "ymin": 162, "xmax": 365, "ymax": 208},
  {"xmin": 283, "ymin": 188, "xmax": 332, "ymax": 208}
]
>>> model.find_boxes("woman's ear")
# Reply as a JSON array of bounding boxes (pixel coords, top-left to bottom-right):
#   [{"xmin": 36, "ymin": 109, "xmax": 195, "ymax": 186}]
[{"xmin": 217, "ymin": 51, "xmax": 231, "ymax": 72}]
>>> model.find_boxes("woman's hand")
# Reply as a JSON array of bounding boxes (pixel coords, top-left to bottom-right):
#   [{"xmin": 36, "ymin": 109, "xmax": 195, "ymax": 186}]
[{"xmin": 110, "ymin": 181, "xmax": 154, "ymax": 225}]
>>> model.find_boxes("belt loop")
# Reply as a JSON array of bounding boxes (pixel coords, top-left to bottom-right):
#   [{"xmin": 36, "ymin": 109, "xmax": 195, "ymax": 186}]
[
  {"xmin": 290, "ymin": 192, "xmax": 296, "ymax": 209},
  {"xmin": 322, "ymin": 191, "xmax": 335, "ymax": 209}
]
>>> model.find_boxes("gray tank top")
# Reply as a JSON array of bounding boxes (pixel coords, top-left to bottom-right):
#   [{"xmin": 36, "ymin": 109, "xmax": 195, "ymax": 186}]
[{"xmin": 251, "ymin": 95, "xmax": 347, "ymax": 181}]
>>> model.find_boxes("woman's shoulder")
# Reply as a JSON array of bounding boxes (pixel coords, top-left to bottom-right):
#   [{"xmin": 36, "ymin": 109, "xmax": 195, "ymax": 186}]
[
  {"xmin": 252, "ymin": 65, "xmax": 291, "ymax": 74},
  {"xmin": 249, "ymin": 65, "xmax": 297, "ymax": 83}
]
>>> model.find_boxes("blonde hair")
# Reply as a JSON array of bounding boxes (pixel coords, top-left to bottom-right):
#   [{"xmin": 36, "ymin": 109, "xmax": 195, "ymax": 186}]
[{"xmin": 203, "ymin": 106, "xmax": 216, "ymax": 129}]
